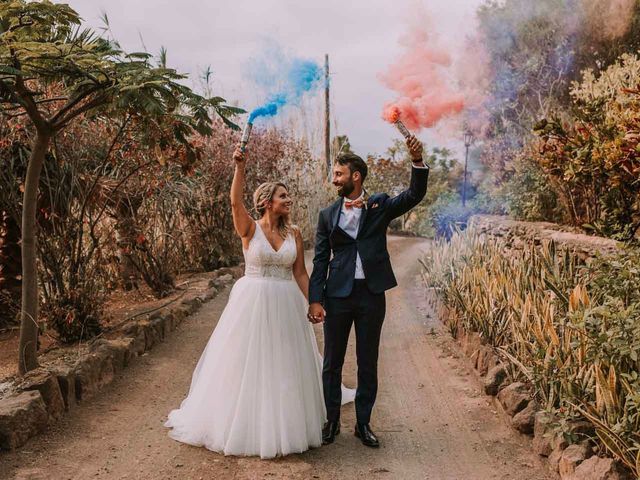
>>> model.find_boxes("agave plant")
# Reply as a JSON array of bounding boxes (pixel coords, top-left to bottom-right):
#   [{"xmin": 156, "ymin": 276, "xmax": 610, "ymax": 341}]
[{"xmin": 422, "ymin": 229, "xmax": 640, "ymax": 477}]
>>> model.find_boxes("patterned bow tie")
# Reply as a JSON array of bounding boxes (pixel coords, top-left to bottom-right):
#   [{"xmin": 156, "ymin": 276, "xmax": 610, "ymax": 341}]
[{"xmin": 344, "ymin": 198, "xmax": 366, "ymax": 209}]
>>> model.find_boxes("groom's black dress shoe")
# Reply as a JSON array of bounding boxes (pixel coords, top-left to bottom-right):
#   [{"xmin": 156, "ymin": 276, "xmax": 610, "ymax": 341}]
[
  {"xmin": 322, "ymin": 421, "xmax": 340, "ymax": 445},
  {"xmin": 354, "ymin": 423, "xmax": 380, "ymax": 448}
]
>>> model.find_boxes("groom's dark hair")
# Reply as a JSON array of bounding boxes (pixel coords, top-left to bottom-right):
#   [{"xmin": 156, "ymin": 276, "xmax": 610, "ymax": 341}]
[{"xmin": 336, "ymin": 153, "xmax": 368, "ymax": 183}]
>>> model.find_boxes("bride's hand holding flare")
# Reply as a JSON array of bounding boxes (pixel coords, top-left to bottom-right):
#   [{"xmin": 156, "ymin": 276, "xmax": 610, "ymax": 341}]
[
  {"xmin": 233, "ymin": 145, "xmax": 247, "ymax": 165},
  {"xmin": 230, "ymin": 144, "xmax": 255, "ymax": 244}
]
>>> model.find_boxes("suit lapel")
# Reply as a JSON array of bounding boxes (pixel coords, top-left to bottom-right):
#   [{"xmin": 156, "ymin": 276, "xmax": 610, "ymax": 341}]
[
  {"xmin": 330, "ymin": 198, "xmax": 343, "ymax": 232},
  {"xmin": 356, "ymin": 196, "xmax": 370, "ymax": 238}
]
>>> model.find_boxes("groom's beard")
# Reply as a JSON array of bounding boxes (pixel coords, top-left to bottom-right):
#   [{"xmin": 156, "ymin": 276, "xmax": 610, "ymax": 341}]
[{"xmin": 336, "ymin": 178, "xmax": 355, "ymax": 198}]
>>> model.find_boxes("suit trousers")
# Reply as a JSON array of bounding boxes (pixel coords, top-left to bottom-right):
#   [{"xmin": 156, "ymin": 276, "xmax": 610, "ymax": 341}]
[{"xmin": 322, "ymin": 280, "xmax": 386, "ymax": 425}]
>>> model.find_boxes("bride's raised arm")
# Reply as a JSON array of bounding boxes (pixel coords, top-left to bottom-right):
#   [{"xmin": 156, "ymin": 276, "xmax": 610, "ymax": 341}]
[{"xmin": 230, "ymin": 146, "xmax": 255, "ymax": 241}]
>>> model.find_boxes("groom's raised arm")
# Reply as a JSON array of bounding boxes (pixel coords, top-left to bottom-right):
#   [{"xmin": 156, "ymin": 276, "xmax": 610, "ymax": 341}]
[
  {"xmin": 385, "ymin": 135, "xmax": 429, "ymax": 220},
  {"xmin": 384, "ymin": 164, "xmax": 429, "ymax": 220},
  {"xmin": 309, "ymin": 210, "xmax": 331, "ymax": 305}
]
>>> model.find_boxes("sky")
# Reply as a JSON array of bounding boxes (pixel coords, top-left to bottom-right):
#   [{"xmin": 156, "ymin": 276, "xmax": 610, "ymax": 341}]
[{"xmin": 72, "ymin": 0, "xmax": 484, "ymax": 159}]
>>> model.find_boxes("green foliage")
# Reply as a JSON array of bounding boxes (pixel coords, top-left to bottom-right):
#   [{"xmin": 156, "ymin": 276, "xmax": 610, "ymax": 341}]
[
  {"xmin": 492, "ymin": 149, "xmax": 564, "ymax": 223},
  {"xmin": 423, "ymin": 231, "xmax": 640, "ymax": 475},
  {"xmin": 476, "ymin": 0, "xmax": 640, "ymax": 237},
  {"xmin": 0, "ymin": 0, "xmax": 242, "ymax": 138},
  {"xmin": 531, "ymin": 54, "xmax": 640, "ymax": 239}
]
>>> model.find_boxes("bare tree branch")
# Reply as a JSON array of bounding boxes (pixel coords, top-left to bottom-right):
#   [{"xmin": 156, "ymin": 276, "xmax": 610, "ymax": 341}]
[
  {"xmin": 50, "ymin": 85, "xmax": 103, "ymax": 124},
  {"xmin": 53, "ymin": 93, "xmax": 110, "ymax": 131}
]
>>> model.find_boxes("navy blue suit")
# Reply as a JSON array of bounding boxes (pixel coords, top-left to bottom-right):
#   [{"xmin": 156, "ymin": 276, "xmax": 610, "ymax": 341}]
[{"xmin": 309, "ymin": 165, "xmax": 429, "ymax": 424}]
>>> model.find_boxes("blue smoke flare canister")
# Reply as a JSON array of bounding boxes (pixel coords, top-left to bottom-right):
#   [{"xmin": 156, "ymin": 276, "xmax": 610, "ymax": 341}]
[{"xmin": 240, "ymin": 122, "xmax": 253, "ymax": 152}]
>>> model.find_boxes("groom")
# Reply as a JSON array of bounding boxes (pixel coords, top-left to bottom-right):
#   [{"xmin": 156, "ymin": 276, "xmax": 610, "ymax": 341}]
[{"xmin": 308, "ymin": 134, "xmax": 428, "ymax": 448}]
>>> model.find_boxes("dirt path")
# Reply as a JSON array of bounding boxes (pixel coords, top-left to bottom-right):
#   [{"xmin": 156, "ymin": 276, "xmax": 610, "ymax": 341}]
[{"xmin": 0, "ymin": 237, "xmax": 556, "ymax": 480}]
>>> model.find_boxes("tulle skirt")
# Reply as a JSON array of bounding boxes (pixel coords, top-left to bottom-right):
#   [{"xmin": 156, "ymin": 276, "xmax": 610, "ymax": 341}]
[{"xmin": 164, "ymin": 276, "xmax": 344, "ymax": 459}]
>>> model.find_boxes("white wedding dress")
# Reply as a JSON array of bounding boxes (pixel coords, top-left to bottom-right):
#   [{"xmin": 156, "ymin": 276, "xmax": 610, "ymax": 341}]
[{"xmin": 164, "ymin": 222, "xmax": 355, "ymax": 459}]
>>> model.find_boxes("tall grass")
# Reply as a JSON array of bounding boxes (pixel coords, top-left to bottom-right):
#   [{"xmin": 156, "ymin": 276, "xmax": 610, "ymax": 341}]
[{"xmin": 421, "ymin": 230, "xmax": 640, "ymax": 475}]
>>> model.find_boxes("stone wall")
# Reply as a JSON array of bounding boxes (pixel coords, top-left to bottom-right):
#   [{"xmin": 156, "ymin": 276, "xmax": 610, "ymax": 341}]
[
  {"xmin": 469, "ymin": 215, "xmax": 621, "ymax": 260},
  {"xmin": 0, "ymin": 266, "xmax": 243, "ymax": 451}
]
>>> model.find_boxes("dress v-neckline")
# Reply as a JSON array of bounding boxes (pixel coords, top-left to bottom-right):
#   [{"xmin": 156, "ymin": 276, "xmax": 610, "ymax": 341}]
[{"xmin": 256, "ymin": 221, "xmax": 287, "ymax": 254}]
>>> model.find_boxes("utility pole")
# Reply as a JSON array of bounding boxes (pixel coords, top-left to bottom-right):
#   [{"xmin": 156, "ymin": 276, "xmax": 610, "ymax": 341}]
[
  {"xmin": 463, "ymin": 128, "xmax": 474, "ymax": 207},
  {"xmin": 324, "ymin": 54, "xmax": 331, "ymax": 180}
]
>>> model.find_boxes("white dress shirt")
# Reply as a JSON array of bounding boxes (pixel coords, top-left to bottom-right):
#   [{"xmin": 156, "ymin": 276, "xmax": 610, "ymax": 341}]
[{"xmin": 338, "ymin": 192, "xmax": 366, "ymax": 279}]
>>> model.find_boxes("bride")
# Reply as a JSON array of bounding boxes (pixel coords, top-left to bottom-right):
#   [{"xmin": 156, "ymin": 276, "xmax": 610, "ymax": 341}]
[{"xmin": 164, "ymin": 144, "xmax": 354, "ymax": 459}]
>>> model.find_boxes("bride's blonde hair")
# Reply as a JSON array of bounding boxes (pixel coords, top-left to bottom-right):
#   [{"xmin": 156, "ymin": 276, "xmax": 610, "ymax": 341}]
[{"xmin": 253, "ymin": 182, "xmax": 292, "ymax": 239}]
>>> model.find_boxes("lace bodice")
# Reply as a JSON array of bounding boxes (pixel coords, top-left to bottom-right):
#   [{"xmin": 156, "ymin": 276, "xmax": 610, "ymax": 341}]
[{"xmin": 243, "ymin": 222, "xmax": 296, "ymax": 280}]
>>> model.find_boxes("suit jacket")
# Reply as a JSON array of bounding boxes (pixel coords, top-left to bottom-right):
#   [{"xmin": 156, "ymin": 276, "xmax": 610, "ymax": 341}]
[{"xmin": 309, "ymin": 166, "xmax": 429, "ymax": 304}]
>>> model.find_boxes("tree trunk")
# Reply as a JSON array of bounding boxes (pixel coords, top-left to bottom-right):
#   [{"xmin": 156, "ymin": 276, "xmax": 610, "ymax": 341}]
[
  {"xmin": 114, "ymin": 201, "xmax": 141, "ymax": 291},
  {"xmin": 0, "ymin": 211, "xmax": 22, "ymax": 328},
  {"xmin": 18, "ymin": 131, "xmax": 51, "ymax": 374}
]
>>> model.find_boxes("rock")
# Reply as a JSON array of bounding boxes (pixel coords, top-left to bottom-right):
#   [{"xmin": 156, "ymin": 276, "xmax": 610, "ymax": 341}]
[
  {"xmin": 162, "ymin": 311, "xmax": 176, "ymax": 332},
  {"xmin": 90, "ymin": 338, "xmax": 135, "ymax": 373},
  {"xmin": 121, "ymin": 321, "xmax": 140, "ymax": 337},
  {"xmin": 171, "ymin": 307, "xmax": 189, "ymax": 325},
  {"xmin": 203, "ymin": 287, "xmax": 218, "ymax": 301},
  {"xmin": 559, "ymin": 443, "xmax": 592, "ymax": 478},
  {"xmin": 213, "ymin": 265, "xmax": 243, "ymax": 279},
  {"xmin": 533, "ymin": 411, "xmax": 557, "ymax": 457},
  {"xmin": 476, "ymin": 346, "xmax": 498, "ymax": 376},
  {"xmin": 484, "ymin": 364, "xmax": 508, "ymax": 396},
  {"xmin": 497, "ymin": 382, "xmax": 531, "ymax": 416},
  {"xmin": 49, "ymin": 364, "xmax": 77, "ymax": 412},
  {"xmin": 213, "ymin": 274, "xmax": 233, "ymax": 288},
  {"xmin": 150, "ymin": 316, "xmax": 168, "ymax": 343},
  {"xmin": 569, "ymin": 456, "xmax": 630, "ymax": 480},
  {"xmin": 137, "ymin": 319, "xmax": 160, "ymax": 351},
  {"xmin": 132, "ymin": 329, "xmax": 146, "ymax": 356},
  {"xmin": 73, "ymin": 352, "xmax": 114, "ymax": 402},
  {"xmin": 231, "ymin": 265, "xmax": 244, "ymax": 278},
  {"xmin": 214, "ymin": 267, "xmax": 234, "ymax": 277},
  {"xmin": 0, "ymin": 391, "xmax": 49, "ymax": 450},
  {"xmin": 16, "ymin": 368, "xmax": 65, "ymax": 422},
  {"xmin": 181, "ymin": 297, "xmax": 202, "ymax": 314},
  {"xmin": 549, "ymin": 444, "xmax": 565, "ymax": 473},
  {"xmin": 196, "ymin": 293, "xmax": 209, "ymax": 304},
  {"xmin": 512, "ymin": 400, "xmax": 537, "ymax": 434}
]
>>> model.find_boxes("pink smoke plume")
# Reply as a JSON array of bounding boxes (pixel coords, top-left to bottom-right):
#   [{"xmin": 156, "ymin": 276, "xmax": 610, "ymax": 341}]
[
  {"xmin": 455, "ymin": 32, "xmax": 491, "ymax": 136},
  {"xmin": 379, "ymin": 23, "xmax": 465, "ymax": 131}
]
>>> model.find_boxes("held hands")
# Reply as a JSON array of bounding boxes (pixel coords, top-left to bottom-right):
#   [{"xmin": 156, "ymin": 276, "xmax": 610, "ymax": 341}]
[
  {"xmin": 307, "ymin": 302, "xmax": 326, "ymax": 324},
  {"xmin": 406, "ymin": 134, "xmax": 423, "ymax": 162},
  {"xmin": 233, "ymin": 145, "xmax": 246, "ymax": 165}
]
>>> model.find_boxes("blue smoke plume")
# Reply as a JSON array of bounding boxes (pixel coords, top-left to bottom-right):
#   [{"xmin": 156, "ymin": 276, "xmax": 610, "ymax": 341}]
[{"xmin": 247, "ymin": 53, "xmax": 322, "ymax": 123}]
